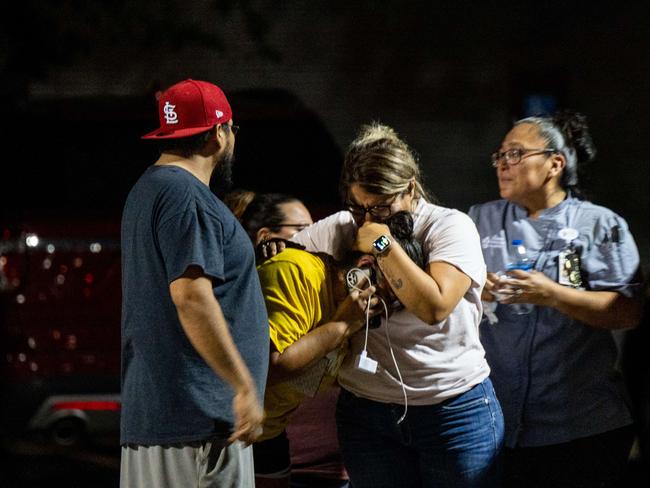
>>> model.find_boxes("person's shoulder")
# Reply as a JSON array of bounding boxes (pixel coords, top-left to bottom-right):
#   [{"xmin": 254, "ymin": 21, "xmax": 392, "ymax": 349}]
[
  {"xmin": 154, "ymin": 167, "xmax": 225, "ymax": 211},
  {"xmin": 415, "ymin": 200, "xmax": 477, "ymax": 228},
  {"xmin": 261, "ymin": 248, "xmax": 324, "ymax": 269},
  {"xmin": 141, "ymin": 166, "xmax": 197, "ymax": 198},
  {"xmin": 413, "ymin": 199, "xmax": 446, "ymax": 222},
  {"xmin": 258, "ymin": 249, "xmax": 327, "ymax": 285},
  {"xmin": 571, "ymin": 199, "xmax": 632, "ymax": 235},
  {"xmin": 291, "ymin": 210, "xmax": 356, "ymax": 257},
  {"xmin": 573, "ymin": 199, "xmax": 624, "ymax": 221},
  {"xmin": 310, "ymin": 210, "xmax": 354, "ymax": 229},
  {"xmin": 143, "ymin": 164, "xmax": 193, "ymax": 185},
  {"xmin": 150, "ymin": 168, "xmax": 231, "ymax": 225},
  {"xmin": 126, "ymin": 166, "xmax": 191, "ymax": 209},
  {"xmin": 468, "ymin": 199, "xmax": 507, "ymax": 216}
]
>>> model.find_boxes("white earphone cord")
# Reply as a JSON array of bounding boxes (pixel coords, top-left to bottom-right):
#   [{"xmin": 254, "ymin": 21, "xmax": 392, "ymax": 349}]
[{"xmin": 347, "ymin": 268, "xmax": 409, "ymax": 424}]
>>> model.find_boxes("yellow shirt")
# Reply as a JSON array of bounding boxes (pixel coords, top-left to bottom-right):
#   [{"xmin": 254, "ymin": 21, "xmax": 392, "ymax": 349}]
[{"xmin": 256, "ymin": 248, "xmax": 343, "ymax": 441}]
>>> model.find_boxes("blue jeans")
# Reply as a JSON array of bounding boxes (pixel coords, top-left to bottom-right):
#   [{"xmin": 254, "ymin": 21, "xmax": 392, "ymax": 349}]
[{"xmin": 336, "ymin": 378, "xmax": 504, "ymax": 488}]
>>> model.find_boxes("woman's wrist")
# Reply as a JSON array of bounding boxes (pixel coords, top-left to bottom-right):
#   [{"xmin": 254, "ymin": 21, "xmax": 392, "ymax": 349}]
[
  {"xmin": 356, "ymin": 222, "xmax": 391, "ymax": 253},
  {"xmin": 542, "ymin": 280, "xmax": 563, "ymax": 309}
]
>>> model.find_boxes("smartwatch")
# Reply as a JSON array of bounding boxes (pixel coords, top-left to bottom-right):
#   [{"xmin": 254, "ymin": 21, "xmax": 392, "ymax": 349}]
[{"xmin": 372, "ymin": 235, "xmax": 392, "ymax": 255}]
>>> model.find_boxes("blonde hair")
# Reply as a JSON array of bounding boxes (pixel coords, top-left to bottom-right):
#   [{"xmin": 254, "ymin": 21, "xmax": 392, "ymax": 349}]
[
  {"xmin": 223, "ymin": 189, "xmax": 256, "ymax": 219},
  {"xmin": 340, "ymin": 122, "xmax": 431, "ymax": 201}
]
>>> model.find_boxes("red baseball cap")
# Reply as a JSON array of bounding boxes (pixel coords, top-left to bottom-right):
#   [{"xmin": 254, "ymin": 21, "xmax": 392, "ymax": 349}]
[{"xmin": 142, "ymin": 79, "xmax": 233, "ymax": 139}]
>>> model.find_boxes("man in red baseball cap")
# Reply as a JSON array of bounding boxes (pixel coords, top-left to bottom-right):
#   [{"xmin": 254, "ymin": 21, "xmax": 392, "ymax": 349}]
[
  {"xmin": 120, "ymin": 79, "xmax": 269, "ymax": 488},
  {"xmin": 141, "ymin": 79, "xmax": 234, "ymax": 139}
]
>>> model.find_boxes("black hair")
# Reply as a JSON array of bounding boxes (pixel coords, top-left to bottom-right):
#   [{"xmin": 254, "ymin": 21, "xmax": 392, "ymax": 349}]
[
  {"xmin": 553, "ymin": 109, "xmax": 597, "ymax": 167},
  {"xmin": 239, "ymin": 193, "xmax": 301, "ymax": 243},
  {"xmin": 152, "ymin": 127, "xmax": 215, "ymax": 158},
  {"xmin": 516, "ymin": 110, "xmax": 597, "ymax": 199},
  {"xmin": 384, "ymin": 211, "xmax": 425, "ymax": 268}
]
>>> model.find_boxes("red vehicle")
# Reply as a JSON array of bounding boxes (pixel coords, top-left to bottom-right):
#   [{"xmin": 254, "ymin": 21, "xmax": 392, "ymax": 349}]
[{"xmin": 1, "ymin": 219, "xmax": 122, "ymax": 447}]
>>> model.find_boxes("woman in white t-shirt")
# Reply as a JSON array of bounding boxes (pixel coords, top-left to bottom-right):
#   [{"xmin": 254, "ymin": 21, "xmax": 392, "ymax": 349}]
[{"xmin": 292, "ymin": 123, "xmax": 504, "ymax": 488}]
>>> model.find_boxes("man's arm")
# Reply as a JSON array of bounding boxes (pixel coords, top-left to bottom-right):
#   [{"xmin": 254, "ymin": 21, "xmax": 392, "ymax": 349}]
[{"xmin": 169, "ymin": 265, "xmax": 264, "ymax": 444}]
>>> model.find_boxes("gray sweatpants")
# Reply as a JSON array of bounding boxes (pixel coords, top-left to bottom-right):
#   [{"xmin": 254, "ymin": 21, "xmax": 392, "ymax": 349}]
[{"xmin": 120, "ymin": 440, "xmax": 254, "ymax": 488}]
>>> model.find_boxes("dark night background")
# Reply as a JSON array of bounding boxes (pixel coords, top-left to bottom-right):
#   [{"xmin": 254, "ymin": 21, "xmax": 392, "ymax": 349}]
[{"xmin": 1, "ymin": 1, "xmax": 649, "ymax": 486}]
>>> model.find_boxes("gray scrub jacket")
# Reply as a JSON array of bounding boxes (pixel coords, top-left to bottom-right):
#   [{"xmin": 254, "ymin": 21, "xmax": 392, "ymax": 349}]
[{"xmin": 469, "ymin": 197, "xmax": 642, "ymax": 447}]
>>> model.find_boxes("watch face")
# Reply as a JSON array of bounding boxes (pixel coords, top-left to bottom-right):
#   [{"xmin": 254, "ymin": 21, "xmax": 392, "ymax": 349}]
[{"xmin": 373, "ymin": 235, "xmax": 391, "ymax": 253}]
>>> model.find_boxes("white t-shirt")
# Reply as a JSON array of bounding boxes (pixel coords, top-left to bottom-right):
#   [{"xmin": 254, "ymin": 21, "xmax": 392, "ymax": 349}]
[{"xmin": 292, "ymin": 199, "xmax": 490, "ymax": 405}]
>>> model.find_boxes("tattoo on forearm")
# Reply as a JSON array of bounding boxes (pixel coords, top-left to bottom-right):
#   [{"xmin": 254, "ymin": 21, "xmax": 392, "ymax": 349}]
[{"xmin": 391, "ymin": 278, "xmax": 403, "ymax": 289}]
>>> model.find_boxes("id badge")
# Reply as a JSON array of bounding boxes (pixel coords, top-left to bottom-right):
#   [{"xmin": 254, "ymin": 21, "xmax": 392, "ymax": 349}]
[{"xmin": 558, "ymin": 248, "xmax": 583, "ymax": 288}]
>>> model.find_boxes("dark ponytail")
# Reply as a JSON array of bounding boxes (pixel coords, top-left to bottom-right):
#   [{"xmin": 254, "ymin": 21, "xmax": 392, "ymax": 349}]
[
  {"xmin": 238, "ymin": 193, "xmax": 299, "ymax": 243},
  {"xmin": 553, "ymin": 110, "xmax": 597, "ymax": 165},
  {"xmin": 516, "ymin": 110, "xmax": 598, "ymax": 199}
]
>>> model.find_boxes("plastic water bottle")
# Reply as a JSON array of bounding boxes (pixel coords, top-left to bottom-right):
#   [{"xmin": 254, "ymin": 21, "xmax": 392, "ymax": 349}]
[
  {"xmin": 504, "ymin": 239, "xmax": 533, "ymax": 315},
  {"xmin": 507, "ymin": 239, "xmax": 532, "ymax": 273}
]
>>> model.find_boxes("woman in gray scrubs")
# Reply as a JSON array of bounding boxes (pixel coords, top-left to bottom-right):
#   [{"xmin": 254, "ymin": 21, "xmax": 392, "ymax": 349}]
[{"xmin": 469, "ymin": 111, "xmax": 644, "ymax": 488}]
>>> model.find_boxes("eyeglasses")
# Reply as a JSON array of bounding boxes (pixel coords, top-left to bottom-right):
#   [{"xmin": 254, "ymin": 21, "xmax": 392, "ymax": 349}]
[
  {"xmin": 491, "ymin": 148, "xmax": 557, "ymax": 168},
  {"xmin": 345, "ymin": 195, "xmax": 398, "ymax": 220},
  {"xmin": 222, "ymin": 124, "xmax": 240, "ymax": 135}
]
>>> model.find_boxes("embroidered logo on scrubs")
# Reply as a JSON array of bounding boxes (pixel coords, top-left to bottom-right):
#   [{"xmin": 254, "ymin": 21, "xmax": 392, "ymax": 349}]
[{"xmin": 481, "ymin": 236, "xmax": 506, "ymax": 249}]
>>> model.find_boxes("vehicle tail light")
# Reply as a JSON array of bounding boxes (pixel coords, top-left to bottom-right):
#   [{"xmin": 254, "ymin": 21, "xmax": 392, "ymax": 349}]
[{"xmin": 52, "ymin": 401, "xmax": 121, "ymax": 411}]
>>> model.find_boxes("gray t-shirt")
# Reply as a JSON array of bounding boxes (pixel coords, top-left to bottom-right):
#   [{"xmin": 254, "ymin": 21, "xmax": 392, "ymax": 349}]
[{"xmin": 120, "ymin": 165, "xmax": 269, "ymax": 445}]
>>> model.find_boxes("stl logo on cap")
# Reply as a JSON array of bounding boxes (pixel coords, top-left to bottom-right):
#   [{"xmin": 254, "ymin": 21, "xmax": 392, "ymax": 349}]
[
  {"xmin": 142, "ymin": 79, "xmax": 233, "ymax": 139},
  {"xmin": 163, "ymin": 102, "xmax": 179, "ymax": 125}
]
